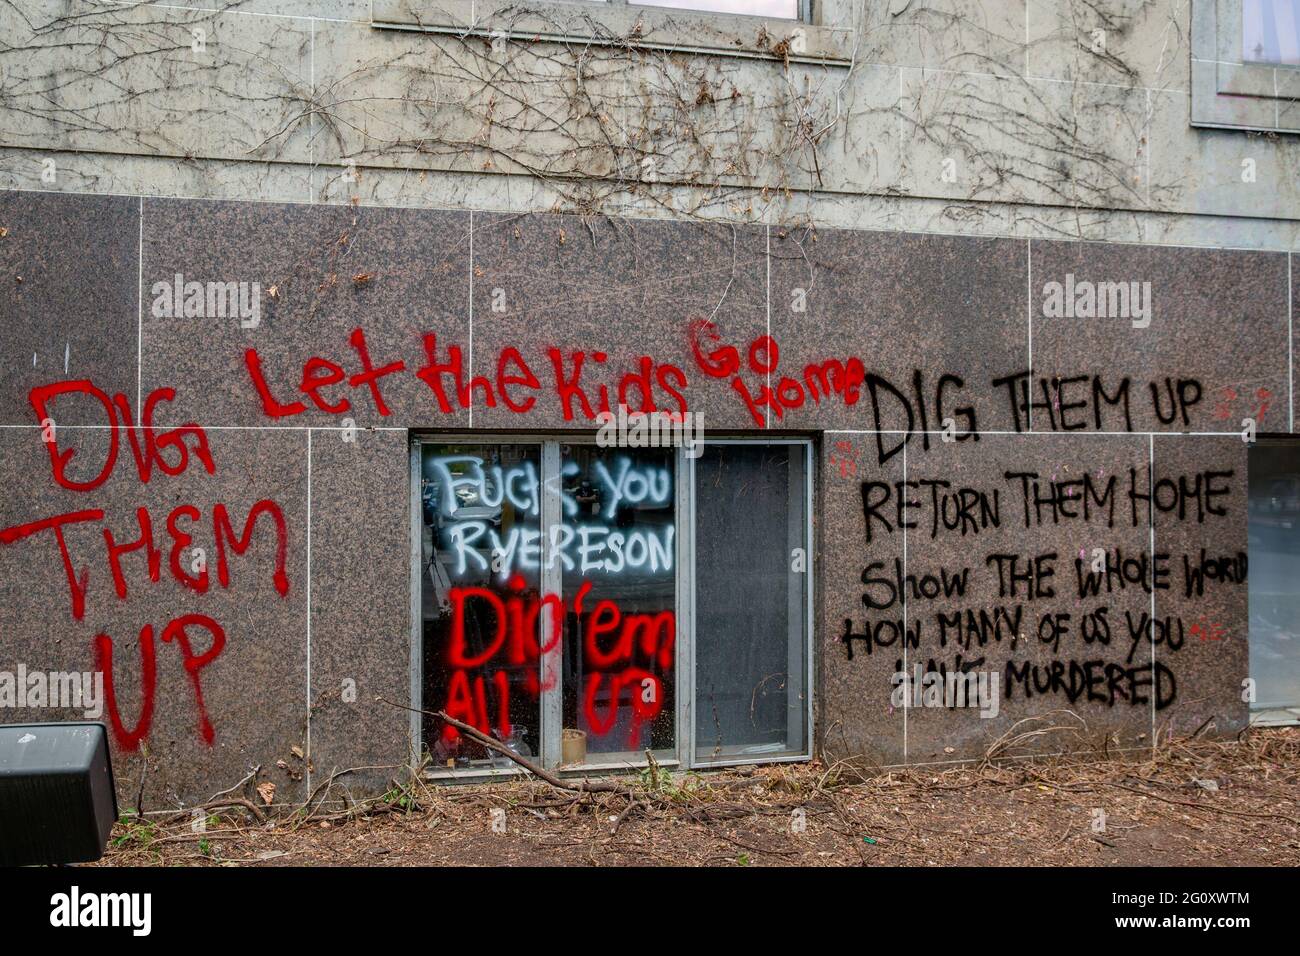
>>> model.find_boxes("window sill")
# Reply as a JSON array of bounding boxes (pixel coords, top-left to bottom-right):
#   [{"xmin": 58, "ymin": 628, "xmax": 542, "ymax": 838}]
[
  {"xmin": 371, "ymin": 0, "xmax": 855, "ymax": 67},
  {"xmin": 422, "ymin": 757, "xmax": 681, "ymax": 784}
]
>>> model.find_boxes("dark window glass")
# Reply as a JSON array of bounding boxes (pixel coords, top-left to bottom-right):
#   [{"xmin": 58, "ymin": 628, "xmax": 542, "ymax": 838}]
[
  {"xmin": 560, "ymin": 445, "xmax": 677, "ymax": 763},
  {"xmin": 421, "ymin": 443, "xmax": 544, "ymax": 769},
  {"xmin": 1248, "ymin": 438, "xmax": 1300, "ymax": 722},
  {"xmin": 694, "ymin": 442, "xmax": 809, "ymax": 761}
]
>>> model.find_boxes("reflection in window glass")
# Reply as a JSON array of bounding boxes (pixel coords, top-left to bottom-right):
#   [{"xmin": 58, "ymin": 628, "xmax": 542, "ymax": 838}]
[
  {"xmin": 1243, "ymin": 0, "xmax": 1300, "ymax": 64},
  {"xmin": 418, "ymin": 436, "xmax": 813, "ymax": 773},
  {"xmin": 1248, "ymin": 439, "xmax": 1300, "ymax": 723},
  {"xmin": 694, "ymin": 442, "xmax": 809, "ymax": 761},
  {"xmin": 633, "ymin": 0, "xmax": 801, "ymax": 21},
  {"xmin": 560, "ymin": 446, "xmax": 677, "ymax": 763},
  {"xmin": 421, "ymin": 443, "xmax": 544, "ymax": 769}
]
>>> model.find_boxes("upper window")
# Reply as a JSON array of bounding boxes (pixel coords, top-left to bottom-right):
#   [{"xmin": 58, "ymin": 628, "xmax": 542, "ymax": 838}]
[
  {"xmin": 633, "ymin": 0, "xmax": 802, "ymax": 19},
  {"xmin": 1243, "ymin": 0, "xmax": 1300, "ymax": 65}
]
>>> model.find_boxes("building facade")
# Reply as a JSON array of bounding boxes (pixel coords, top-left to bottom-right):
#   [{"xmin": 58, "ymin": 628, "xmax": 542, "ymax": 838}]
[{"xmin": 0, "ymin": 0, "xmax": 1297, "ymax": 807}]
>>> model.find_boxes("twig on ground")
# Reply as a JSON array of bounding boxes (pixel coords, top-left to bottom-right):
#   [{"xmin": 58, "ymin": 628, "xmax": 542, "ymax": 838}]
[{"xmin": 376, "ymin": 697, "xmax": 632, "ymax": 794}]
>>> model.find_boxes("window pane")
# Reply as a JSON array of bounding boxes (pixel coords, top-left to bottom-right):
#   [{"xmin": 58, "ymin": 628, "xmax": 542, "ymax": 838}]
[
  {"xmin": 633, "ymin": 0, "xmax": 801, "ymax": 21},
  {"xmin": 421, "ymin": 443, "xmax": 544, "ymax": 769},
  {"xmin": 694, "ymin": 442, "xmax": 809, "ymax": 761},
  {"xmin": 1243, "ymin": 0, "xmax": 1300, "ymax": 64},
  {"xmin": 560, "ymin": 445, "xmax": 677, "ymax": 763},
  {"xmin": 1248, "ymin": 439, "xmax": 1300, "ymax": 722}
]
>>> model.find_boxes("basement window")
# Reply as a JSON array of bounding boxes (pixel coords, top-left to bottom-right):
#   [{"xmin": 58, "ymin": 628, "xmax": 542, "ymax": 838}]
[
  {"xmin": 1248, "ymin": 437, "xmax": 1300, "ymax": 725},
  {"xmin": 412, "ymin": 435, "xmax": 813, "ymax": 775}
]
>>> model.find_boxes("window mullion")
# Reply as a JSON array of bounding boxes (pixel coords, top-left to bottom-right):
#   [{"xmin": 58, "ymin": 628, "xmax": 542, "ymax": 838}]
[
  {"xmin": 677, "ymin": 443, "xmax": 696, "ymax": 769},
  {"xmin": 540, "ymin": 440, "xmax": 564, "ymax": 769},
  {"xmin": 409, "ymin": 439, "xmax": 425, "ymax": 769}
]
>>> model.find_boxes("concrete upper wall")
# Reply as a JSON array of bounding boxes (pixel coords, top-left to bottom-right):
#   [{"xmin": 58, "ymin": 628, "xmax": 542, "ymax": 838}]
[{"xmin": 0, "ymin": 0, "xmax": 1296, "ymax": 248}]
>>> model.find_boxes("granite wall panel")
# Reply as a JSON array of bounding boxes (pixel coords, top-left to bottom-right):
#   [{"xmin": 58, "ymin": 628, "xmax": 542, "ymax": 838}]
[
  {"xmin": 768, "ymin": 226, "xmax": 1028, "ymax": 434},
  {"xmin": 0, "ymin": 191, "xmax": 139, "ymax": 426},
  {"xmin": 141, "ymin": 198, "xmax": 471, "ymax": 429},
  {"xmin": 0, "ymin": 424, "xmax": 309, "ymax": 809},
  {"xmin": 0, "ymin": 190, "xmax": 1287, "ymax": 804},
  {"xmin": 470, "ymin": 213, "xmax": 769, "ymax": 431},
  {"xmin": 307, "ymin": 429, "xmax": 412, "ymax": 795},
  {"xmin": 820, "ymin": 434, "xmax": 906, "ymax": 766},
  {"xmin": 1152, "ymin": 436, "xmax": 1251, "ymax": 741},
  {"xmin": 1031, "ymin": 240, "xmax": 1290, "ymax": 435},
  {"xmin": 897, "ymin": 433, "xmax": 1158, "ymax": 763}
]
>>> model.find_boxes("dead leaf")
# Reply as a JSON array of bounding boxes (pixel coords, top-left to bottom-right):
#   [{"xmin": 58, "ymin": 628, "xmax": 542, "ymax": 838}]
[
  {"xmin": 352, "ymin": 272, "xmax": 374, "ymax": 285},
  {"xmin": 290, "ymin": 745, "xmax": 304, "ymax": 760},
  {"xmin": 256, "ymin": 781, "xmax": 276, "ymax": 805}
]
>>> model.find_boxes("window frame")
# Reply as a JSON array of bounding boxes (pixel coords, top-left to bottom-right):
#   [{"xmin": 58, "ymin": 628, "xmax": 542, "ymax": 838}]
[
  {"xmin": 1192, "ymin": 0, "xmax": 1300, "ymax": 134},
  {"xmin": 372, "ymin": 0, "xmax": 855, "ymax": 68},
  {"xmin": 686, "ymin": 437, "xmax": 814, "ymax": 768},
  {"xmin": 614, "ymin": 0, "xmax": 811, "ymax": 25},
  {"xmin": 408, "ymin": 433, "xmax": 815, "ymax": 780}
]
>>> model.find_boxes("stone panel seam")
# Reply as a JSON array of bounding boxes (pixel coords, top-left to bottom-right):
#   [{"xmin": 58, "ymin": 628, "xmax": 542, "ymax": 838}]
[
  {"xmin": 902, "ymin": 439, "xmax": 909, "ymax": 763},
  {"xmin": 1027, "ymin": 237, "xmax": 1033, "ymax": 433},
  {"xmin": 765, "ymin": 223, "xmax": 771, "ymax": 429},
  {"xmin": 468, "ymin": 209, "xmax": 475, "ymax": 429},
  {"xmin": 0, "ymin": 424, "xmax": 409, "ymax": 431},
  {"xmin": 896, "ymin": 67, "xmax": 903, "ymax": 160},
  {"xmin": 1149, "ymin": 432, "xmax": 1156, "ymax": 755},
  {"xmin": 823, "ymin": 429, "xmax": 1256, "ymax": 437},
  {"xmin": 137, "ymin": 197, "xmax": 144, "ymax": 425},
  {"xmin": 305, "ymin": 427, "xmax": 314, "ymax": 795},
  {"xmin": 1144, "ymin": 88, "xmax": 1152, "ymax": 208},
  {"xmin": 310, "ymin": 18, "xmax": 317, "ymax": 205},
  {"xmin": 0, "ymin": 425, "xmax": 1261, "ymax": 437},
  {"xmin": 1023, "ymin": 4, "xmax": 1028, "ymax": 76}
]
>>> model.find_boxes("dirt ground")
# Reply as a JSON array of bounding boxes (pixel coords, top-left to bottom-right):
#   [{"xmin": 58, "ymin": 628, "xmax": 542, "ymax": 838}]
[{"xmin": 97, "ymin": 726, "xmax": 1300, "ymax": 867}]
